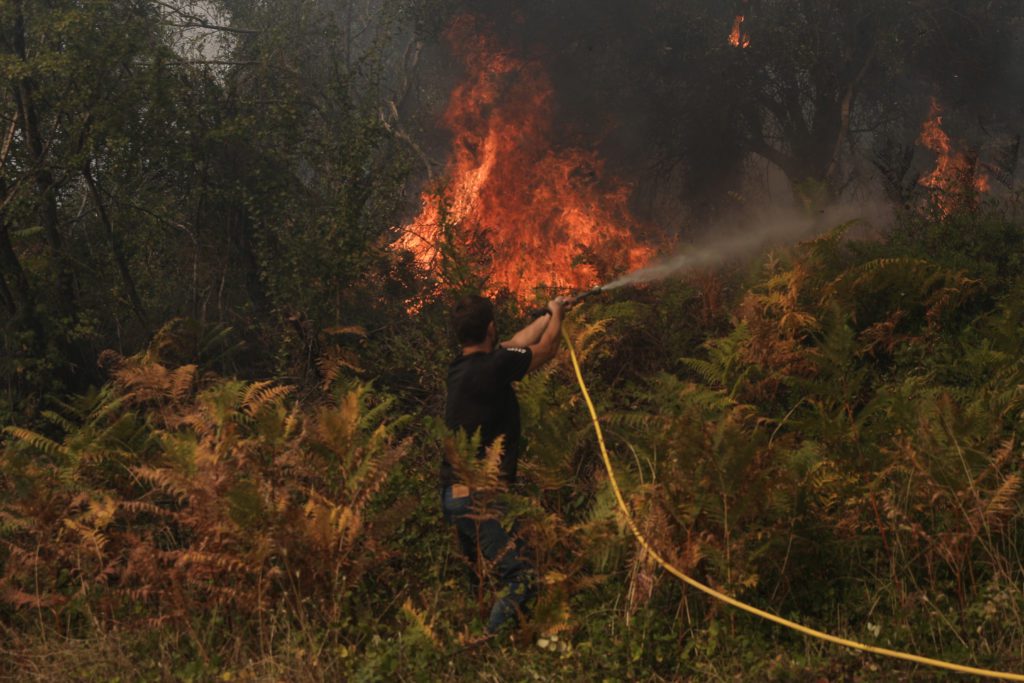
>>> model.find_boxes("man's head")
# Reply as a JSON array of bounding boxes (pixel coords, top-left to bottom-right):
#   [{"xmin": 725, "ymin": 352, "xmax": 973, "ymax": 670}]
[{"xmin": 452, "ymin": 294, "xmax": 496, "ymax": 348}]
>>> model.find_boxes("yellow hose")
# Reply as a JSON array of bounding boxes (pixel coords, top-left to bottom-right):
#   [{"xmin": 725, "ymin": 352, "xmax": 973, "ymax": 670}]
[{"xmin": 562, "ymin": 328, "xmax": 1024, "ymax": 681}]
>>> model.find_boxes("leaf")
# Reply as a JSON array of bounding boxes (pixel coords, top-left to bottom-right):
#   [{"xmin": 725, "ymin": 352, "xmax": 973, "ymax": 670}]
[
  {"xmin": 978, "ymin": 473, "xmax": 1021, "ymax": 533},
  {"xmin": 401, "ymin": 598, "xmax": 441, "ymax": 648},
  {"xmin": 242, "ymin": 381, "xmax": 293, "ymax": 416},
  {"xmin": 170, "ymin": 364, "xmax": 197, "ymax": 403},
  {"xmin": 322, "ymin": 325, "xmax": 367, "ymax": 337},
  {"xmin": 3, "ymin": 426, "xmax": 69, "ymax": 457},
  {"xmin": 10, "ymin": 225, "xmax": 44, "ymax": 240}
]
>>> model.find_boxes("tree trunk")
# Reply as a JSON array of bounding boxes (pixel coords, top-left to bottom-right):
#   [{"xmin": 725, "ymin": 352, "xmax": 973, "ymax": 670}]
[
  {"xmin": 82, "ymin": 160, "xmax": 149, "ymax": 331},
  {"xmin": 0, "ymin": 193, "xmax": 44, "ymax": 358},
  {"xmin": 11, "ymin": 0, "xmax": 76, "ymax": 318},
  {"xmin": 230, "ymin": 204, "xmax": 271, "ymax": 319},
  {"xmin": 0, "ymin": 219, "xmax": 34, "ymax": 318}
]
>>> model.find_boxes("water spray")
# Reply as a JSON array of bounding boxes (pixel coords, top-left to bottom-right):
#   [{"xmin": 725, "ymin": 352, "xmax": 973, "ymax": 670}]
[{"xmin": 525, "ymin": 201, "xmax": 880, "ymax": 318}]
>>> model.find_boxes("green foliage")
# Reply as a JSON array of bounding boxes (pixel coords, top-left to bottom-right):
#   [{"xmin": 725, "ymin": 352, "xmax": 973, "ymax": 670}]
[
  {"xmin": 1, "ymin": 0, "xmax": 1024, "ymax": 674},
  {"xmin": 0, "ymin": 0, "xmax": 423, "ymax": 422},
  {"xmin": 7, "ymin": 194, "xmax": 1024, "ymax": 680}
]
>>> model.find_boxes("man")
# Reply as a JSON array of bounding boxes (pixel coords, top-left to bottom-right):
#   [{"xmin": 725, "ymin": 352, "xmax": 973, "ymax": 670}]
[{"xmin": 442, "ymin": 294, "xmax": 571, "ymax": 636}]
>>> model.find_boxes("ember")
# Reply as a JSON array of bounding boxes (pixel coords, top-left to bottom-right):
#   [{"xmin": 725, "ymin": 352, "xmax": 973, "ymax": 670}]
[{"xmin": 394, "ymin": 15, "xmax": 653, "ymax": 301}]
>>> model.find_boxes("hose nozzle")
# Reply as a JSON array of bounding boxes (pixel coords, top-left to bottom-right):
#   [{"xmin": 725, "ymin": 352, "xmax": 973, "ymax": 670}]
[
  {"xmin": 572, "ymin": 285, "xmax": 604, "ymax": 304},
  {"xmin": 528, "ymin": 286, "xmax": 605, "ymax": 319}
]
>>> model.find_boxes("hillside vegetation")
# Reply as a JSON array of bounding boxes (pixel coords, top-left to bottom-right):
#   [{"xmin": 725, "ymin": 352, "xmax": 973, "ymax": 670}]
[
  {"xmin": 2, "ymin": 1, "xmax": 1024, "ymax": 680},
  {"xmin": 5, "ymin": 210, "xmax": 1024, "ymax": 680}
]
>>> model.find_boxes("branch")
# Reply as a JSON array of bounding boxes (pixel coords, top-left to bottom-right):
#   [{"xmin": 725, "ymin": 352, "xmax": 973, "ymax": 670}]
[
  {"xmin": 744, "ymin": 133, "xmax": 795, "ymax": 178},
  {"xmin": 110, "ymin": 191, "xmax": 196, "ymax": 242},
  {"xmin": 754, "ymin": 92, "xmax": 792, "ymax": 131},
  {"xmin": 380, "ymin": 102, "xmax": 438, "ymax": 181},
  {"xmin": 152, "ymin": 0, "xmax": 260, "ymax": 34},
  {"xmin": 166, "ymin": 60, "xmax": 258, "ymax": 67},
  {"xmin": 0, "ymin": 173, "xmax": 28, "ymax": 216},
  {"xmin": 0, "ymin": 266, "xmax": 15, "ymax": 315},
  {"xmin": 739, "ymin": 103, "xmax": 796, "ymax": 177},
  {"xmin": 82, "ymin": 160, "xmax": 149, "ymax": 329},
  {"xmin": 825, "ymin": 45, "xmax": 877, "ymax": 181},
  {"xmin": 163, "ymin": 20, "xmax": 260, "ymax": 36},
  {"xmin": 849, "ymin": 112, "xmax": 905, "ymax": 134},
  {"xmin": 0, "ymin": 115, "xmax": 17, "ymax": 166}
]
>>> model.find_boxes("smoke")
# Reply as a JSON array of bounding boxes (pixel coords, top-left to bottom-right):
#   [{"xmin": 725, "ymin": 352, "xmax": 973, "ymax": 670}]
[
  {"xmin": 406, "ymin": 1, "xmax": 1023, "ymax": 223},
  {"xmin": 601, "ymin": 201, "xmax": 891, "ymax": 290},
  {"xmin": 391, "ymin": 2, "xmax": 1022, "ymax": 299}
]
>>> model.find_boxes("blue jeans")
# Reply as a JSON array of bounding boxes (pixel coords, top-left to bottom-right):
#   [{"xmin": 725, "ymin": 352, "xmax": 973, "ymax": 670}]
[{"xmin": 442, "ymin": 487, "xmax": 536, "ymax": 633}]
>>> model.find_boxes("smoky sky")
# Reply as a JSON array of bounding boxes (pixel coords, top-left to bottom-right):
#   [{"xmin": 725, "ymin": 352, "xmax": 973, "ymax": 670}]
[{"xmin": 402, "ymin": 0, "xmax": 1024, "ymax": 224}]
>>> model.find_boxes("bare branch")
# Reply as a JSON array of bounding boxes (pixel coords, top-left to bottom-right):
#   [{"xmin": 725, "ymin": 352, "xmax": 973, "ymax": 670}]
[
  {"xmin": 162, "ymin": 20, "xmax": 260, "ymax": 36},
  {"xmin": 152, "ymin": 0, "xmax": 260, "ymax": 34},
  {"xmin": 166, "ymin": 60, "xmax": 258, "ymax": 67},
  {"xmin": 0, "ymin": 115, "xmax": 17, "ymax": 166},
  {"xmin": 380, "ymin": 102, "xmax": 437, "ymax": 181}
]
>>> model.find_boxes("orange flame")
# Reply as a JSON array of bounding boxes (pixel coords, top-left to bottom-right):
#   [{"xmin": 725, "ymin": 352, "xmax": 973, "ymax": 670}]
[
  {"xmin": 394, "ymin": 16, "xmax": 653, "ymax": 301},
  {"xmin": 917, "ymin": 98, "xmax": 988, "ymax": 214},
  {"xmin": 729, "ymin": 15, "xmax": 750, "ymax": 48}
]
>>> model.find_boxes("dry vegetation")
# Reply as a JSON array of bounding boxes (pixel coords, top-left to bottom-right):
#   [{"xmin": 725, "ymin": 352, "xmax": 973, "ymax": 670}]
[
  {"xmin": 4, "ymin": 211, "xmax": 1024, "ymax": 680},
  {"xmin": 2, "ymin": 0, "xmax": 1024, "ymax": 680}
]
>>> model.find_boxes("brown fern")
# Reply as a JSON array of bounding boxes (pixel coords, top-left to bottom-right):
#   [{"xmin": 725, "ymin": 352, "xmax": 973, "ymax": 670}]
[{"xmin": 242, "ymin": 381, "xmax": 293, "ymax": 416}]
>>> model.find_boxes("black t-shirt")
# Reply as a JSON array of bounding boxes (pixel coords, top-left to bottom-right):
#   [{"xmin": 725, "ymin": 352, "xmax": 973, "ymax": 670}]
[{"xmin": 442, "ymin": 346, "xmax": 533, "ymax": 489}]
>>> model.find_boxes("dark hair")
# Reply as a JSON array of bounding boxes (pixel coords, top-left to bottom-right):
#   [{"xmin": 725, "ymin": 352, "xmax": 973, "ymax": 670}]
[{"xmin": 452, "ymin": 295, "xmax": 494, "ymax": 346}]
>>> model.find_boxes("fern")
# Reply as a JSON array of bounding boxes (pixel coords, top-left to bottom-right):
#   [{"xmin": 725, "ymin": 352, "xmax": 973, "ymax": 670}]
[
  {"xmin": 133, "ymin": 466, "xmax": 190, "ymax": 502},
  {"xmin": 3, "ymin": 426, "xmax": 70, "ymax": 458},
  {"xmin": 169, "ymin": 364, "xmax": 197, "ymax": 403},
  {"xmin": 242, "ymin": 381, "xmax": 293, "ymax": 417},
  {"xmin": 316, "ymin": 346, "xmax": 363, "ymax": 389},
  {"xmin": 680, "ymin": 357, "xmax": 724, "ymax": 386},
  {"xmin": 974, "ymin": 473, "xmax": 1021, "ymax": 534},
  {"xmin": 40, "ymin": 410, "xmax": 75, "ymax": 432},
  {"xmin": 401, "ymin": 598, "xmax": 442, "ymax": 649}
]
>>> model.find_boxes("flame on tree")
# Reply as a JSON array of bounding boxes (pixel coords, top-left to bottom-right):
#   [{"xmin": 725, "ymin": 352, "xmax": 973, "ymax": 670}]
[
  {"xmin": 917, "ymin": 98, "xmax": 990, "ymax": 215},
  {"xmin": 394, "ymin": 15, "xmax": 653, "ymax": 301},
  {"xmin": 729, "ymin": 15, "xmax": 751, "ymax": 48}
]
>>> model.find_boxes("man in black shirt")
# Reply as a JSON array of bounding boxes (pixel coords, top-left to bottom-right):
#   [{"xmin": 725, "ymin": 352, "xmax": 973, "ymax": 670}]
[{"xmin": 442, "ymin": 294, "xmax": 570, "ymax": 635}]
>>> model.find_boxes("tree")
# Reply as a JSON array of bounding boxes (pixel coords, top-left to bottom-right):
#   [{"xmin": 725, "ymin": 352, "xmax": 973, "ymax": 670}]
[{"xmin": 0, "ymin": 0, "xmax": 428, "ymax": 416}]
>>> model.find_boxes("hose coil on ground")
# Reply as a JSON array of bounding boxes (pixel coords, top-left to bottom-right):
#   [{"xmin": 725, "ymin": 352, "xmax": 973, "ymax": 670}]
[{"xmin": 562, "ymin": 327, "xmax": 1024, "ymax": 681}]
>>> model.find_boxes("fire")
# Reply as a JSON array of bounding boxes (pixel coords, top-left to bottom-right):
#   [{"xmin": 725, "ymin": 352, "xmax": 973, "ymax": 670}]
[
  {"xmin": 917, "ymin": 98, "xmax": 988, "ymax": 214},
  {"xmin": 729, "ymin": 15, "xmax": 750, "ymax": 48},
  {"xmin": 394, "ymin": 15, "xmax": 653, "ymax": 301}
]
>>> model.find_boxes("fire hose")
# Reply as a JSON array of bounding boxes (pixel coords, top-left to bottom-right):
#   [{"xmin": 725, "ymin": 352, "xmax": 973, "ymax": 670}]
[{"xmin": 560, "ymin": 319, "xmax": 1024, "ymax": 680}]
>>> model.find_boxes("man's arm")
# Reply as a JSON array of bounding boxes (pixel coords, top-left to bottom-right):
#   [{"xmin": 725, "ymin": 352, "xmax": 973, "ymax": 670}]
[
  {"xmin": 525, "ymin": 298, "xmax": 569, "ymax": 372},
  {"xmin": 499, "ymin": 312, "xmax": 550, "ymax": 349}
]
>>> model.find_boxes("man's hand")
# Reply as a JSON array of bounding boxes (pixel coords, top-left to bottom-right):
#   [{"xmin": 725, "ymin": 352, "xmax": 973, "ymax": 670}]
[
  {"xmin": 547, "ymin": 296, "xmax": 574, "ymax": 316},
  {"xmin": 527, "ymin": 297, "xmax": 573, "ymax": 372},
  {"xmin": 502, "ymin": 296, "xmax": 575, "ymax": 349}
]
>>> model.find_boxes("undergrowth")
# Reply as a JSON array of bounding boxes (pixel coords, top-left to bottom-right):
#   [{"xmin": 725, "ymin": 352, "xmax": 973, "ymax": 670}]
[{"xmin": 3, "ymin": 212, "xmax": 1024, "ymax": 681}]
